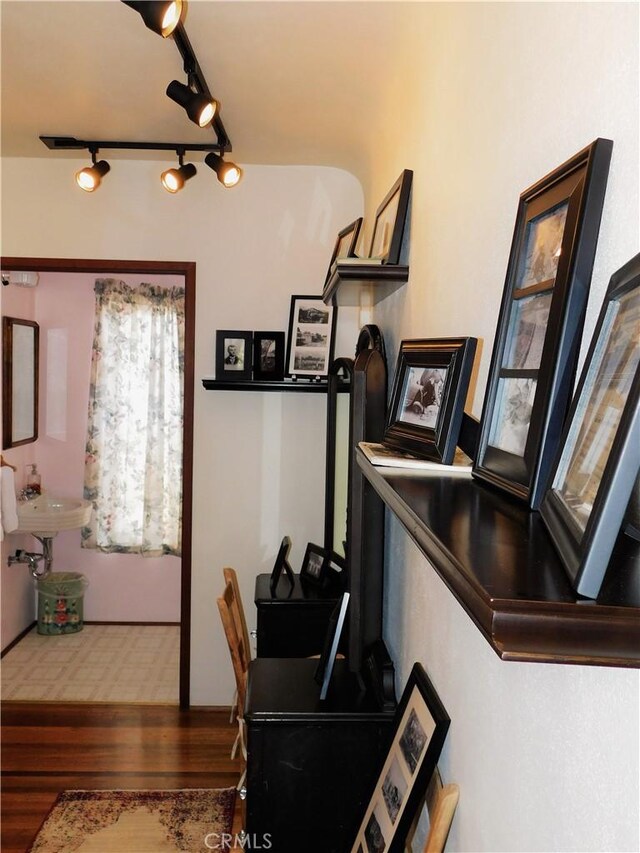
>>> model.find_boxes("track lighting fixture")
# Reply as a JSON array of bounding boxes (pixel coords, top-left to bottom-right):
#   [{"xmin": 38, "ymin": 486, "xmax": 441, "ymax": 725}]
[
  {"xmin": 166, "ymin": 80, "xmax": 218, "ymax": 128},
  {"xmin": 161, "ymin": 152, "xmax": 197, "ymax": 193},
  {"xmin": 122, "ymin": 0, "xmax": 183, "ymax": 38},
  {"xmin": 75, "ymin": 149, "xmax": 110, "ymax": 192},
  {"xmin": 204, "ymin": 152, "xmax": 243, "ymax": 188}
]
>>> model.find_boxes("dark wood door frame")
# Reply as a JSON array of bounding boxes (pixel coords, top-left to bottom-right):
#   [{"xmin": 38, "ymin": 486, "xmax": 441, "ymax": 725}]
[{"xmin": 1, "ymin": 256, "xmax": 195, "ymax": 709}]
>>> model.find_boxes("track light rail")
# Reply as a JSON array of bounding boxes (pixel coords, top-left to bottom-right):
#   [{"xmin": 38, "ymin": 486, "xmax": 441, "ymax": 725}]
[{"xmin": 40, "ymin": 136, "xmax": 223, "ymax": 154}]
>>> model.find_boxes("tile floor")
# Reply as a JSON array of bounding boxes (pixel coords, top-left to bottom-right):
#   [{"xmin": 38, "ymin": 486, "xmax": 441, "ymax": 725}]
[{"xmin": 1, "ymin": 624, "xmax": 180, "ymax": 703}]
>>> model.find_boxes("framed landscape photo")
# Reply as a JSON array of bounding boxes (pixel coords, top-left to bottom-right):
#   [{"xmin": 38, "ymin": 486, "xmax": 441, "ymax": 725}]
[
  {"xmin": 253, "ymin": 331, "xmax": 285, "ymax": 381},
  {"xmin": 324, "ymin": 217, "xmax": 363, "ymax": 287},
  {"xmin": 351, "ymin": 662, "xmax": 450, "ymax": 853},
  {"xmin": 216, "ymin": 330, "xmax": 252, "ymax": 381},
  {"xmin": 300, "ymin": 542, "xmax": 329, "ymax": 586},
  {"xmin": 285, "ymin": 295, "xmax": 336, "ymax": 379},
  {"xmin": 473, "ymin": 139, "xmax": 613, "ymax": 508},
  {"xmin": 369, "ymin": 169, "xmax": 413, "ymax": 264},
  {"xmin": 540, "ymin": 253, "xmax": 640, "ymax": 599},
  {"xmin": 384, "ymin": 338, "xmax": 478, "ymax": 464}
]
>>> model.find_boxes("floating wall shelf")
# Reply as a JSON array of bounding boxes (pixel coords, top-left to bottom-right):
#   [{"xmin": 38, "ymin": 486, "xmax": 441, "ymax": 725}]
[
  {"xmin": 322, "ymin": 262, "xmax": 409, "ymax": 307},
  {"xmin": 202, "ymin": 378, "xmax": 349, "ymax": 393}
]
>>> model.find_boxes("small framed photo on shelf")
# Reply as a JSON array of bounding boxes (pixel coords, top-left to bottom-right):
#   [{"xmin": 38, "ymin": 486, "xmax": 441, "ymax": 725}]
[
  {"xmin": 314, "ymin": 592, "xmax": 350, "ymax": 701},
  {"xmin": 540, "ymin": 253, "xmax": 640, "ymax": 600},
  {"xmin": 324, "ymin": 217, "xmax": 363, "ymax": 287},
  {"xmin": 285, "ymin": 295, "xmax": 336, "ymax": 378},
  {"xmin": 269, "ymin": 535, "xmax": 294, "ymax": 597},
  {"xmin": 473, "ymin": 139, "xmax": 613, "ymax": 508},
  {"xmin": 216, "ymin": 330, "xmax": 252, "ymax": 380},
  {"xmin": 369, "ymin": 169, "xmax": 413, "ymax": 264},
  {"xmin": 253, "ymin": 331, "xmax": 285, "ymax": 381},
  {"xmin": 384, "ymin": 338, "xmax": 477, "ymax": 464},
  {"xmin": 350, "ymin": 662, "xmax": 450, "ymax": 853},
  {"xmin": 300, "ymin": 542, "xmax": 329, "ymax": 586}
]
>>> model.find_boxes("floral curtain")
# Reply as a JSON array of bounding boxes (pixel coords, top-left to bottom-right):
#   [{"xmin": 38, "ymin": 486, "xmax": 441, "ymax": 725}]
[{"xmin": 82, "ymin": 279, "xmax": 185, "ymax": 556}]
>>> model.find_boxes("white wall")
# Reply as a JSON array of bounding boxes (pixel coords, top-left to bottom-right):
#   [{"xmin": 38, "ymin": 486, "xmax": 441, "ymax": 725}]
[
  {"xmin": 0, "ymin": 159, "xmax": 362, "ymax": 698},
  {"xmin": 358, "ymin": 3, "xmax": 639, "ymax": 851}
]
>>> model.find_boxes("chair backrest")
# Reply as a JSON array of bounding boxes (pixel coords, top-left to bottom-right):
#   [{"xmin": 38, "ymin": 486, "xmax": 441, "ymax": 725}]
[
  {"xmin": 217, "ymin": 580, "xmax": 249, "ymax": 714},
  {"xmin": 223, "ymin": 566, "xmax": 251, "ymax": 659}
]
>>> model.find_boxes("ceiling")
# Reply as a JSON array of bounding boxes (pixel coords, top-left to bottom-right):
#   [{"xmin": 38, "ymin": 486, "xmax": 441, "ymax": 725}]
[{"xmin": 1, "ymin": 1, "xmax": 414, "ymax": 177}]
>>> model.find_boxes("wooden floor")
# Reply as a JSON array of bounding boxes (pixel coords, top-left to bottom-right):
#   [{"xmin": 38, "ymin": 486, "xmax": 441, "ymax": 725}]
[{"xmin": 1, "ymin": 702, "xmax": 243, "ymax": 853}]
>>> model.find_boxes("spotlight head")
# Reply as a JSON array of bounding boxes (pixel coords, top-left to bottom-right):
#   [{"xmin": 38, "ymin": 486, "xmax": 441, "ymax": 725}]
[
  {"xmin": 205, "ymin": 152, "xmax": 243, "ymax": 188},
  {"xmin": 75, "ymin": 159, "xmax": 110, "ymax": 192},
  {"xmin": 122, "ymin": 0, "xmax": 183, "ymax": 37},
  {"xmin": 166, "ymin": 80, "xmax": 218, "ymax": 128},
  {"xmin": 161, "ymin": 162, "xmax": 197, "ymax": 193}
]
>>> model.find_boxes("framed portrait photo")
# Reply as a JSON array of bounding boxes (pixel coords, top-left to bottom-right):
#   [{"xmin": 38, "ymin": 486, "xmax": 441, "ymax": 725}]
[
  {"xmin": 324, "ymin": 217, "xmax": 363, "ymax": 288},
  {"xmin": 216, "ymin": 330, "xmax": 252, "ymax": 381},
  {"xmin": 540, "ymin": 253, "xmax": 640, "ymax": 599},
  {"xmin": 351, "ymin": 662, "xmax": 450, "ymax": 853},
  {"xmin": 285, "ymin": 295, "xmax": 336, "ymax": 379},
  {"xmin": 253, "ymin": 331, "xmax": 285, "ymax": 381},
  {"xmin": 369, "ymin": 170, "xmax": 413, "ymax": 264},
  {"xmin": 300, "ymin": 542, "xmax": 329, "ymax": 586},
  {"xmin": 473, "ymin": 139, "xmax": 613, "ymax": 507},
  {"xmin": 384, "ymin": 338, "xmax": 477, "ymax": 464},
  {"xmin": 314, "ymin": 592, "xmax": 350, "ymax": 701},
  {"xmin": 269, "ymin": 535, "xmax": 294, "ymax": 597}
]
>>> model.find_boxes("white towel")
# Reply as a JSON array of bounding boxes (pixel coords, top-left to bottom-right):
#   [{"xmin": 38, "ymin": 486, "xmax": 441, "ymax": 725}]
[{"xmin": 1, "ymin": 467, "xmax": 19, "ymax": 539}]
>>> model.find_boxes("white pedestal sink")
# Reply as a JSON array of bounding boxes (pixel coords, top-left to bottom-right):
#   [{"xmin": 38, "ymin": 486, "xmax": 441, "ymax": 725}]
[{"xmin": 16, "ymin": 495, "xmax": 92, "ymax": 538}]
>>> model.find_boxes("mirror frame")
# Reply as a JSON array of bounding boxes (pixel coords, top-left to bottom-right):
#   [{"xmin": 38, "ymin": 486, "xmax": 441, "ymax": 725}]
[
  {"xmin": 324, "ymin": 356, "xmax": 354, "ymax": 564},
  {"xmin": 2, "ymin": 315, "xmax": 39, "ymax": 448}
]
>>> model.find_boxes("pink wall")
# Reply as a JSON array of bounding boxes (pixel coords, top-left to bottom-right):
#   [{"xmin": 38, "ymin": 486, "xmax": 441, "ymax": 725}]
[{"xmin": 2, "ymin": 272, "xmax": 184, "ymax": 642}]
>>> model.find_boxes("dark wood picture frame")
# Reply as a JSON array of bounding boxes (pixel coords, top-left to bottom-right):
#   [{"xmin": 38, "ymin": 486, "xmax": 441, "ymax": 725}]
[
  {"xmin": 269, "ymin": 535, "xmax": 295, "ymax": 597},
  {"xmin": 252, "ymin": 331, "xmax": 285, "ymax": 380},
  {"xmin": 324, "ymin": 217, "xmax": 363, "ymax": 287},
  {"xmin": 216, "ymin": 329, "xmax": 253, "ymax": 380},
  {"xmin": 473, "ymin": 139, "xmax": 613, "ymax": 508},
  {"xmin": 384, "ymin": 338, "xmax": 477, "ymax": 464},
  {"xmin": 369, "ymin": 170, "xmax": 413, "ymax": 265},
  {"xmin": 285, "ymin": 295, "xmax": 336, "ymax": 379},
  {"xmin": 540, "ymin": 253, "xmax": 640, "ymax": 599},
  {"xmin": 314, "ymin": 591, "xmax": 350, "ymax": 701},
  {"xmin": 2, "ymin": 316, "xmax": 39, "ymax": 448},
  {"xmin": 351, "ymin": 662, "xmax": 450, "ymax": 853},
  {"xmin": 300, "ymin": 541, "xmax": 329, "ymax": 586}
]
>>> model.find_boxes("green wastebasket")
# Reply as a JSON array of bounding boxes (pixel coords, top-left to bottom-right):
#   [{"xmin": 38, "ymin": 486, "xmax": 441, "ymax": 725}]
[{"xmin": 36, "ymin": 572, "xmax": 88, "ymax": 635}]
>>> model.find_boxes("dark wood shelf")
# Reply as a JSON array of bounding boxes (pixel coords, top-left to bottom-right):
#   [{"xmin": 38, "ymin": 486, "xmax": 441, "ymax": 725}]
[
  {"xmin": 322, "ymin": 262, "xmax": 409, "ymax": 307},
  {"xmin": 202, "ymin": 378, "xmax": 348, "ymax": 393},
  {"xmin": 357, "ymin": 448, "xmax": 640, "ymax": 667}
]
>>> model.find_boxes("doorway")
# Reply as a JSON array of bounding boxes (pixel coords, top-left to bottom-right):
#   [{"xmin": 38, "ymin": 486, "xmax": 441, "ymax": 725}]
[{"xmin": 1, "ymin": 256, "xmax": 195, "ymax": 708}]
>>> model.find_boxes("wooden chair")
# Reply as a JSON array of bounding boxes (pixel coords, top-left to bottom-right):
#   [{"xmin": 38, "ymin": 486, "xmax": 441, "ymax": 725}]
[
  {"xmin": 405, "ymin": 769, "xmax": 460, "ymax": 853},
  {"xmin": 217, "ymin": 578, "xmax": 250, "ymax": 716},
  {"xmin": 223, "ymin": 566, "xmax": 251, "ymax": 660}
]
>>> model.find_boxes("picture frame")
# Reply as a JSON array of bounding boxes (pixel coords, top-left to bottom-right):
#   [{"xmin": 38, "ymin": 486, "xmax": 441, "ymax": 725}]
[
  {"xmin": 351, "ymin": 662, "xmax": 450, "ymax": 853},
  {"xmin": 473, "ymin": 139, "xmax": 613, "ymax": 508},
  {"xmin": 216, "ymin": 330, "xmax": 253, "ymax": 381},
  {"xmin": 314, "ymin": 592, "xmax": 350, "ymax": 701},
  {"xmin": 368, "ymin": 169, "xmax": 413, "ymax": 264},
  {"xmin": 269, "ymin": 535, "xmax": 295, "ymax": 597},
  {"xmin": 540, "ymin": 253, "xmax": 640, "ymax": 599},
  {"xmin": 300, "ymin": 542, "xmax": 329, "ymax": 586},
  {"xmin": 324, "ymin": 217, "xmax": 363, "ymax": 287},
  {"xmin": 285, "ymin": 295, "xmax": 336, "ymax": 379},
  {"xmin": 253, "ymin": 331, "xmax": 285, "ymax": 381},
  {"xmin": 383, "ymin": 338, "xmax": 478, "ymax": 464}
]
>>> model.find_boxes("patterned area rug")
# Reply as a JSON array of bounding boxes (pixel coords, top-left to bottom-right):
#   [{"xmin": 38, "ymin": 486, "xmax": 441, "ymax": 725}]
[{"xmin": 28, "ymin": 789, "xmax": 236, "ymax": 852}]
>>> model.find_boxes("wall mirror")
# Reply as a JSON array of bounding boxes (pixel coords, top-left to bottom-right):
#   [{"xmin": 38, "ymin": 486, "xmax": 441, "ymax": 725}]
[
  {"xmin": 2, "ymin": 316, "xmax": 39, "ymax": 448},
  {"xmin": 325, "ymin": 357, "xmax": 354, "ymax": 562}
]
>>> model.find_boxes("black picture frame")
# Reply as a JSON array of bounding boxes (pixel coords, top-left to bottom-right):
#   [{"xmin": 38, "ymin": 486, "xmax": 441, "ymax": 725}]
[
  {"xmin": 540, "ymin": 253, "xmax": 640, "ymax": 599},
  {"xmin": 351, "ymin": 662, "xmax": 450, "ymax": 853},
  {"xmin": 285, "ymin": 295, "xmax": 337, "ymax": 379},
  {"xmin": 269, "ymin": 535, "xmax": 295, "ymax": 597},
  {"xmin": 216, "ymin": 329, "xmax": 253, "ymax": 381},
  {"xmin": 369, "ymin": 169, "xmax": 413, "ymax": 264},
  {"xmin": 300, "ymin": 541, "xmax": 329, "ymax": 586},
  {"xmin": 252, "ymin": 331, "xmax": 285, "ymax": 381},
  {"xmin": 314, "ymin": 591, "xmax": 350, "ymax": 701},
  {"xmin": 324, "ymin": 217, "xmax": 363, "ymax": 287},
  {"xmin": 473, "ymin": 139, "xmax": 613, "ymax": 508},
  {"xmin": 384, "ymin": 338, "xmax": 478, "ymax": 464}
]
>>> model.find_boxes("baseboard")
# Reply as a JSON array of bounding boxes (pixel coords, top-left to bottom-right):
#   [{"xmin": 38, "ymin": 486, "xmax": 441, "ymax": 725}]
[
  {"xmin": 84, "ymin": 621, "xmax": 180, "ymax": 626},
  {"xmin": 1, "ymin": 621, "xmax": 37, "ymax": 658}
]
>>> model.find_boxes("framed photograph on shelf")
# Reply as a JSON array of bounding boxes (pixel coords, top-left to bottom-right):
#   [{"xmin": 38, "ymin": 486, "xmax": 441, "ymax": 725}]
[
  {"xmin": 350, "ymin": 662, "xmax": 450, "ymax": 853},
  {"xmin": 369, "ymin": 169, "xmax": 413, "ymax": 264},
  {"xmin": 473, "ymin": 138, "xmax": 613, "ymax": 508},
  {"xmin": 269, "ymin": 535, "xmax": 295, "ymax": 597},
  {"xmin": 324, "ymin": 217, "xmax": 363, "ymax": 287},
  {"xmin": 300, "ymin": 542, "xmax": 329, "ymax": 586},
  {"xmin": 216, "ymin": 330, "xmax": 253, "ymax": 381},
  {"xmin": 383, "ymin": 338, "xmax": 477, "ymax": 464},
  {"xmin": 253, "ymin": 331, "xmax": 285, "ymax": 381},
  {"xmin": 285, "ymin": 295, "xmax": 336, "ymax": 378},
  {"xmin": 540, "ymin": 253, "xmax": 640, "ymax": 599},
  {"xmin": 314, "ymin": 592, "xmax": 350, "ymax": 701}
]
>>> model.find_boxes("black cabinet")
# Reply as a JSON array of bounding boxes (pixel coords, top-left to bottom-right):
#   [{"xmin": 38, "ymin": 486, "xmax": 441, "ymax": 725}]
[{"xmin": 245, "ymin": 658, "xmax": 394, "ymax": 853}]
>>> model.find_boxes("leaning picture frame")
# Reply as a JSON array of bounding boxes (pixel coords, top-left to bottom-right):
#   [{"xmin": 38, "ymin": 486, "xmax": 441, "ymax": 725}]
[
  {"xmin": 369, "ymin": 169, "xmax": 413, "ymax": 264},
  {"xmin": 253, "ymin": 331, "xmax": 285, "ymax": 381},
  {"xmin": 351, "ymin": 662, "xmax": 450, "ymax": 853},
  {"xmin": 216, "ymin": 329, "xmax": 253, "ymax": 381},
  {"xmin": 314, "ymin": 592, "xmax": 350, "ymax": 701},
  {"xmin": 540, "ymin": 253, "xmax": 640, "ymax": 599},
  {"xmin": 285, "ymin": 295, "xmax": 336, "ymax": 379},
  {"xmin": 473, "ymin": 139, "xmax": 613, "ymax": 508},
  {"xmin": 383, "ymin": 338, "xmax": 478, "ymax": 464},
  {"xmin": 269, "ymin": 535, "xmax": 295, "ymax": 597},
  {"xmin": 324, "ymin": 217, "xmax": 363, "ymax": 288},
  {"xmin": 300, "ymin": 542, "xmax": 329, "ymax": 586}
]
